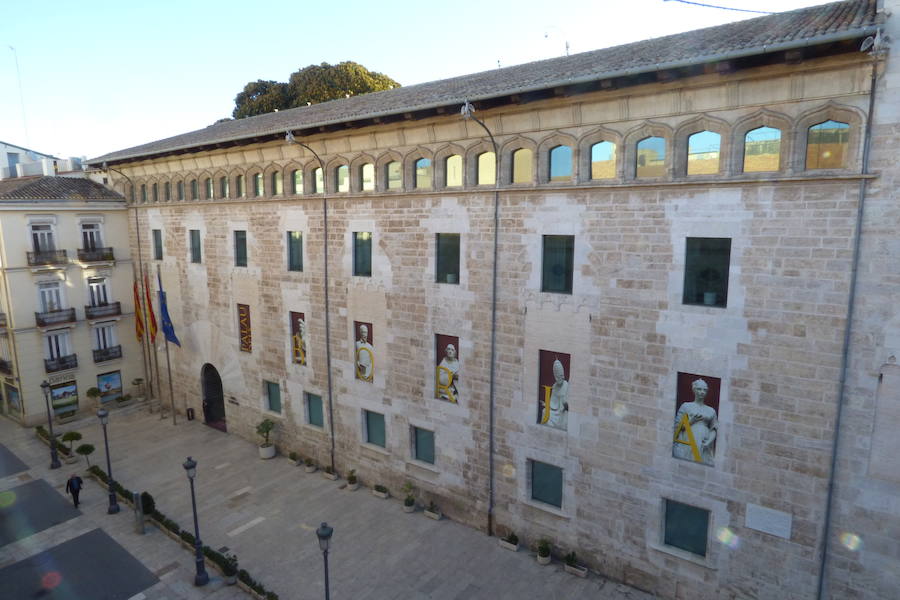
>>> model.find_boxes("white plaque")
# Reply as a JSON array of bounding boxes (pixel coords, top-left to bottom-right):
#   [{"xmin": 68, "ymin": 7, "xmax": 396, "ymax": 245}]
[{"xmin": 745, "ymin": 503, "xmax": 792, "ymax": 539}]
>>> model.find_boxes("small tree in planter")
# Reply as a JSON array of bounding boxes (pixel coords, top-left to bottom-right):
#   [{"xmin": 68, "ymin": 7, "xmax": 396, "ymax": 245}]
[
  {"xmin": 372, "ymin": 484, "xmax": 389, "ymax": 499},
  {"xmin": 537, "ymin": 539, "xmax": 552, "ymax": 565},
  {"xmin": 424, "ymin": 499, "xmax": 442, "ymax": 520},
  {"xmin": 117, "ymin": 393, "xmax": 133, "ymax": 405},
  {"xmin": 402, "ymin": 481, "xmax": 416, "ymax": 512},
  {"xmin": 346, "ymin": 469, "xmax": 359, "ymax": 491},
  {"xmin": 322, "ymin": 465, "xmax": 338, "ymax": 480},
  {"xmin": 288, "ymin": 451, "xmax": 301, "ymax": 466},
  {"xmin": 499, "ymin": 531, "xmax": 519, "ymax": 552},
  {"xmin": 256, "ymin": 419, "xmax": 276, "ymax": 459},
  {"xmin": 75, "ymin": 443, "xmax": 95, "ymax": 467},
  {"xmin": 304, "ymin": 457, "xmax": 317, "ymax": 473},
  {"xmin": 61, "ymin": 431, "xmax": 82, "ymax": 453},
  {"xmin": 222, "ymin": 553, "xmax": 238, "ymax": 585},
  {"xmin": 86, "ymin": 387, "xmax": 102, "ymax": 408},
  {"xmin": 564, "ymin": 551, "xmax": 587, "ymax": 578}
]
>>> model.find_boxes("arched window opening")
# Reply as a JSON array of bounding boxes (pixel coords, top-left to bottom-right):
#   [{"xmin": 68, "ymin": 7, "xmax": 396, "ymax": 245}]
[
  {"xmin": 272, "ymin": 171, "xmax": 283, "ymax": 195},
  {"xmin": 415, "ymin": 158, "xmax": 432, "ymax": 189},
  {"xmin": 636, "ymin": 137, "xmax": 666, "ymax": 178},
  {"xmin": 336, "ymin": 165, "xmax": 350, "ymax": 192},
  {"xmin": 477, "ymin": 152, "xmax": 496, "ymax": 186},
  {"xmin": 743, "ymin": 126, "xmax": 781, "ymax": 172},
  {"xmin": 219, "ymin": 177, "xmax": 229, "ymax": 198},
  {"xmin": 512, "ymin": 148, "xmax": 533, "ymax": 183},
  {"xmin": 445, "ymin": 155, "xmax": 462, "ymax": 187},
  {"xmin": 235, "ymin": 175, "xmax": 245, "ymax": 198},
  {"xmin": 806, "ymin": 120, "xmax": 849, "ymax": 169},
  {"xmin": 386, "ymin": 161, "xmax": 402, "ymax": 190},
  {"xmin": 687, "ymin": 131, "xmax": 721, "ymax": 175},
  {"xmin": 292, "ymin": 170, "xmax": 303, "ymax": 194},
  {"xmin": 590, "ymin": 141, "xmax": 616, "ymax": 179},
  {"xmin": 548, "ymin": 145, "xmax": 572, "ymax": 182},
  {"xmin": 253, "ymin": 173, "xmax": 263, "ymax": 196},
  {"xmin": 190, "ymin": 179, "xmax": 198, "ymax": 200},
  {"xmin": 360, "ymin": 164, "xmax": 375, "ymax": 191},
  {"xmin": 313, "ymin": 168, "xmax": 323, "ymax": 193}
]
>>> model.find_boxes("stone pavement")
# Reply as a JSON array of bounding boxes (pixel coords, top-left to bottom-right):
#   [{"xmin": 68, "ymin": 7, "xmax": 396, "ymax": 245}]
[{"xmin": 2, "ymin": 405, "xmax": 657, "ymax": 599}]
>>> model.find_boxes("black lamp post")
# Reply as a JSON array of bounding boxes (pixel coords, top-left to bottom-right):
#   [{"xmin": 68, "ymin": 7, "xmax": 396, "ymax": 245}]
[
  {"xmin": 96, "ymin": 408, "xmax": 120, "ymax": 514},
  {"xmin": 40, "ymin": 381, "xmax": 61, "ymax": 469},
  {"xmin": 316, "ymin": 521, "xmax": 333, "ymax": 600},
  {"xmin": 183, "ymin": 456, "xmax": 209, "ymax": 586}
]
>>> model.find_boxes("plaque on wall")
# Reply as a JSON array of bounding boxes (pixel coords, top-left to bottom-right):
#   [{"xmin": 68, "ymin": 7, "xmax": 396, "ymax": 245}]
[
  {"xmin": 290, "ymin": 311, "xmax": 307, "ymax": 365},
  {"xmin": 238, "ymin": 304, "xmax": 252, "ymax": 352},
  {"xmin": 354, "ymin": 321, "xmax": 373, "ymax": 382},
  {"xmin": 435, "ymin": 334, "xmax": 460, "ymax": 403},
  {"xmin": 673, "ymin": 372, "xmax": 721, "ymax": 466},
  {"xmin": 537, "ymin": 350, "xmax": 570, "ymax": 431}
]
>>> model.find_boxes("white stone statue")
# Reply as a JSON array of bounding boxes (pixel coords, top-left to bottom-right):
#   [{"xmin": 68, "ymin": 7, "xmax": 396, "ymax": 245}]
[
  {"xmin": 355, "ymin": 324, "xmax": 374, "ymax": 382},
  {"xmin": 673, "ymin": 378, "xmax": 718, "ymax": 465},
  {"xmin": 437, "ymin": 343, "xmax": 460, "ymax": 402},
  {"xmin": 544, "ymin": 358, "xmax": 569, "ymax": 430}
]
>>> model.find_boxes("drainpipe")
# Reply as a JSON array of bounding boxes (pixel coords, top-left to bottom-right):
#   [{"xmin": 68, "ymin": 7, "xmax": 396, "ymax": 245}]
[
  {"xmin": 285, "ymin": 133, "xmax": 336, "ymax": 473},
  {"xmin": 102, "ymin": 163, "xmax": 154, "ymax": 414},
  {"xmin": 815, "ymin": 55, "xmax": 880, "ymax": 600},
  {"xmin": 461, "ymin": 101, "xmax": 499, "ymax": 536}
]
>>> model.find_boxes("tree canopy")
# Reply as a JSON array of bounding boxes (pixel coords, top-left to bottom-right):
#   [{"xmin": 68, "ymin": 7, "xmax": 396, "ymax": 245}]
[{"xmin": 232, "ymin": 62, "xmax": 400, "ymax": 119}]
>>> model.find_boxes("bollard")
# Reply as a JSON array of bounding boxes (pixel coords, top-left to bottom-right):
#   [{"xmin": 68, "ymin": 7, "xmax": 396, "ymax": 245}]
[{"xmin": 133, "ymin": 491, "xmax": 145, "ymax": 534}]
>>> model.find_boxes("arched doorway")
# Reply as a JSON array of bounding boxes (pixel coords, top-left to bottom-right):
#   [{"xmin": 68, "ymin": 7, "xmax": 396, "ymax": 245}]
[{"xmin": 201, "ymin": 363, "xmax": 226, "ymax": 432}]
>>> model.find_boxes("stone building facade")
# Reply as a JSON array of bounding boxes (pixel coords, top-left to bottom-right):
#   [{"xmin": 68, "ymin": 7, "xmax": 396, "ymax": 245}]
[
  {"xmin": 0, "ymin": 176, "xmax": 145, "ymax": 425},
  {"xmin": 89, "ymin": 1, "xmax": 898, "ymax": 598}
]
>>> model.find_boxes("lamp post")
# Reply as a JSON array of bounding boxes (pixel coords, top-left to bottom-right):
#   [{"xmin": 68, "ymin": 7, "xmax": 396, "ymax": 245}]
[
  {"xmin": 316, "ymin": 521, "xmax": 333, "ymax": 600},
  {"xmin": 96, "ymin": 409, "xmax": 120, "ymax": 514},
  {"xmin": 183, "ymin": 456, "xmax": 209, "ymax": 586},
  {"xmin": 40, "ymin": 381, "xmax": 61, "ymax": 469}
]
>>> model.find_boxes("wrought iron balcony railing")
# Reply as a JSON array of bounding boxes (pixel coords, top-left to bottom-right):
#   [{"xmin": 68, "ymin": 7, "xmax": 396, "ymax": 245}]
[
  {"xmin": 35, "ymin": 307, "xmax": 76, "ymax": 327},
  {"xmin": 0, "ymin": 358, "xmax": 11, "ymax": 375},
  {"xmin": 27, "ymin": 250, "xmax": 68, "ymax": 266},
  {"xmin": 85, "ymin": 302, "xmax": 121, "ymax": 319},
  {"xmin": 45, "ymin": 353, "xmax": 77, "ymax": 373},
  {"xmin": 93, "ymin": 345, "xmax": 122, "ymax": 363},
  {"xmin": 77, "ymin": 247, "xmax": 115, "ymax": 262}
]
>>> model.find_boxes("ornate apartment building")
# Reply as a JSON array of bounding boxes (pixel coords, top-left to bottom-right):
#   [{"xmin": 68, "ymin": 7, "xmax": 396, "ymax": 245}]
[
  {"xmin": 88, "ymin": 1, "xmax": 899, "ymax": 597},
  {"xmin": 0, "ymin": 176, "xmax": 144, "ymax": 425}
]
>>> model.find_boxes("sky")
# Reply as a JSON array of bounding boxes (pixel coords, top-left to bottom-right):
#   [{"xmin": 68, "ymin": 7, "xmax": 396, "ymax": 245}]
[{"xmin": 0, "ymin": 0, "xmax": 828, "ymax": 160}]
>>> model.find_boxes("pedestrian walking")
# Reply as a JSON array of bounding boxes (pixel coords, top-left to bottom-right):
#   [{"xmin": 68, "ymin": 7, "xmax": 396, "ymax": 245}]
[{"xmin": 65, "ymin": 473, "xmax": 83, "ymax": 508}]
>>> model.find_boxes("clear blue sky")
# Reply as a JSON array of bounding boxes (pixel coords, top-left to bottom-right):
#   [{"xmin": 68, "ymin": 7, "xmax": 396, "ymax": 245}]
[{"xmin": 1, "ymin": 0, "xmax": 825, "ymax": 160}]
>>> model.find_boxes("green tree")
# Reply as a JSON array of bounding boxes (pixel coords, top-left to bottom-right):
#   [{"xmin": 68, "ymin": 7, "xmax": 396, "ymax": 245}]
[
  {"xmin": 231, "ymin": 62, "xmax": 400, "ymax": 119},
  {"xmin": 232, "ymin": 80, "xmax": 291, "ymax": 119}
]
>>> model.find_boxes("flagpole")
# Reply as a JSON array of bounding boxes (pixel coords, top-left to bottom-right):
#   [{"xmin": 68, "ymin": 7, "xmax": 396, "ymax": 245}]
[
  {"xmin": 133, "ymin": 265, "xmax": 153, "ymax": 409},
  {"xmin": 146, "ymin": 264, "xmax": 165, "ymax": 420},
  {"xmin": 158, "ymin": 264, "xmax": 177, "ymax": 426}
]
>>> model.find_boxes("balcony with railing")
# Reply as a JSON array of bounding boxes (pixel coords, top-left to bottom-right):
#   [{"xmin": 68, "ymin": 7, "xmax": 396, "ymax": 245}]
[
  {"xmin": 0, "ymin": 358, "xmax": 12, "ymax": 375},
  {"xmin": 77, "ymin": 247, "xmax": 115, "ymax": 262},
  {"xmin": 27, "ymin": 250, "xmax": 68, "ymax": 267},
  {"xmin": 85, "ymin": 302, "xmax": 121, "ymax": 320},
  {"xmin": 35, "ymin": 307, "xmax": 76, "ymax": 327},
  {"xmin": 93, "ymin": 345, "xmax": 122, "ymax": 363},
  {"xmin": 45, "ymin": 353, "xmax": 77, "ymax": 373}
]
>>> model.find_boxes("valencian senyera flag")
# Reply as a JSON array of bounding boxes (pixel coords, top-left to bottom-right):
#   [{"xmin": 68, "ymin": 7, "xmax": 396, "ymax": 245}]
[
  {"xmin": 158, "ymin": 272, "xmax": 181, "ymax": 347},
  {"xmin": 144, "ymin": 273, "xmax": 158, "ymax": 344},
  {"xmin": 133, "ymin": 280, "xmax": 145, "ymax": 342}
]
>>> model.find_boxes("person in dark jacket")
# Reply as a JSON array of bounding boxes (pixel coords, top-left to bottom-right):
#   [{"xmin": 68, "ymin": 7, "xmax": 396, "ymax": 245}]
[{"xmin": 65, "ymin": 474, "xmax": 83, "ymax": 508}]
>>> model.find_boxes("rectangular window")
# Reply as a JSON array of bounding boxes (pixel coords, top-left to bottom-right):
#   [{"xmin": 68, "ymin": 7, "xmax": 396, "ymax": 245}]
[
  {"xmin": 541, "ymin": 235, "xmax": 574, "ymax": 294},
  {"xmin": 189, "ymin": 230, "xmax": 202, "ymax": 263},
  {"xmin": 306, "ymin": 392, "xmax": 323, "ymax": 427},
  {"xmin": 81, "ymin": 222, "xmax": 102, "ymax": 249},
  {"xmin": 287, "ymin": 231, "xmax": 303, "ymax": 272},
  {"xmin": 664, "ymin": 499, "xmax": 710, "ymax": 557},
  {"xmin": 31, "ymin": 223, "xmax": 55, "ymax": 252},
  {"xmin": 265, "ymin": 380, "xmax": 281, "ymax": 413},
  {"xmin": 683, "ymin": 238, "xmax": 731, "ymax": 308},
  {"xmin": 353, "ymin": 232, "xmax": 372, "ymax": 277},
  {"xmin": 413, "ymin": 426, "xmax": 435, "ymax": 464},
  {"xmin": 45, "ymin": 330, "xmax": 71, "ymax": 359},
  {"xmin": 87, "ymin": 277, "xmax": 109, "ymax": 307},
  {"xmin": 234, "ymin": 230, "xmax": 247, "ymax": 267},
  {"xmin": 152, "ymin": 229, "xmax": 163, "ymax": 260},
  {"xmin": 93, "ymin": 322, "xmax": 117, "ymax": 349},
  {"xmin": 435, "ymin": 233, "xmax": 460, "ymax": 284},
  {"xmin": 530, "ymin": 460, "xmax": 563, "ymax": 508},
  {"xmin": 364, "ymin": 409, "xmax": 386, "ymax": 448}
]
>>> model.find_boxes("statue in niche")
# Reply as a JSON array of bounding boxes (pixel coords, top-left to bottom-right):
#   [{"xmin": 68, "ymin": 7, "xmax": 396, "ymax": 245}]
[
  {"xmin": 673, "ymin": 377, "xmax": 718, "ymax": 466},
  {"xmin": 355, "ymin": 322, "xmax": 374, "ymax": 382},
  {"xmin": 537, "ymin": 350, "xmax": 569, "ymax": 431},
  {"xmin": 435, "ymin": 334, "xmax": 460, "ymax": 403},
  {"xmin": 291, "ymin": 311, "xmax": 307, "ymax": 365}
]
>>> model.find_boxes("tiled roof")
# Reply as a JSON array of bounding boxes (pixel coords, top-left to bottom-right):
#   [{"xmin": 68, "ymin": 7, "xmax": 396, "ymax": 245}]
[
  {"xmin": 89, "ymin": 0, "xmax": 879, "ymax": 165},
  {"xmin": 0, "ymin": 176, "xmax": 124, "ymax": 201}
]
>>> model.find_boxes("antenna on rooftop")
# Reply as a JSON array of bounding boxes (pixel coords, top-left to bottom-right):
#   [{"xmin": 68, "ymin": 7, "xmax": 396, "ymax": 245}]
[{"xmin": 8, "ymin": 46, "xmax": 29, "ymax": 146}]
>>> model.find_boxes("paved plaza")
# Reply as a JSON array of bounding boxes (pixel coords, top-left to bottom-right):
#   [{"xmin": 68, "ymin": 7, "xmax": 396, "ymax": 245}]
[{"xmin": 0, "ymin": 405, "xmax": 655, "ymax": 599}]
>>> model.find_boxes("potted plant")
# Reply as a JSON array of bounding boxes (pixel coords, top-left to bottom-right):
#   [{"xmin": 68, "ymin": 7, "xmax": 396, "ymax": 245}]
[
  {"xmin": 117, "ymin": 393, "xmax": 133, "ymax": 406},
  {"xmin": 499, "ymin": 532, "xmax": 519, "ymax": 552},
  {"xmin": 75, "ymin": 443, "xmax": 95, "ymax": 467},
  {"xmin": 564, "ymin": 551, "xmax": 588, "ymax": 578},
  {"xmin": 402, "ymin": 481, "xmax": 415, "ymax": 512},
  {"xmin": 288, "ymin": 451, "xmax": 301, "ymax": 466},
  {"xmin": 424, "ymin": 500, "xmax": 442, "ymax": 521},
  {"xmin": 256, "ymin": 419, "xmax": 276, "ymax": 459},
  {"xmin": 222, "ymin": 553, "xmax": 238, "ymax": 585},
  {"xmin": 372, "ymin": 484, "xmax": 389, "ymax": 499},
  {"xmin": 322, "ymin": 465, "xmax": 338, "ymax": 481},
  {"xmin": 86, "ymin": 387, "xmax": 102, "ymax": 407},
  {"xmin": 304, "ymin": 457, "xmax": 317, "ymax": 473},
  {"xmin": 346, "ymin": 469, "xmax": 359, "ymax": 491},
  {"xmin": 61, "ymin": 431, "xmax": 82, "ymax": 464},
  {"xmin": 537, "ymin": 539, "xmax": 551, "ymax": 565}
]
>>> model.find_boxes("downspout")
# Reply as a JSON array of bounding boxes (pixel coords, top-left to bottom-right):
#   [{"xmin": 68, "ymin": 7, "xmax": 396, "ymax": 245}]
[
  {"xmin": 285, "ymin": 133, "xmax": 336, "ymax": 473},
  {"xmin": 461, "ymin": 101, "xmax": 499, "ymax": 536},
  {"xmin": 102, "ymin": 163, "xmax": 154, "ymax": 413},
  {"xmin": 815, "ymin": 56, "xmax": 880, "ymax": 600}
]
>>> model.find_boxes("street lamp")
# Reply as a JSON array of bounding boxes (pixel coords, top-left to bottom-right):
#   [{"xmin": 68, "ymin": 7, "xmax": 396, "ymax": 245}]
[
  {"xmin": 96, "ymin": 409, "xmax": 120, "ymax": 514},
  {"xmin": 40, "ymin": 381, "xmax": 61, "ymax": 469},
  {"xmin": 183, "ymin": 456, "xmax": 209, "ymax": 586},
  {"xmin": 316, "ymin": 521, "xmax": 334, "ymax": 600}
]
